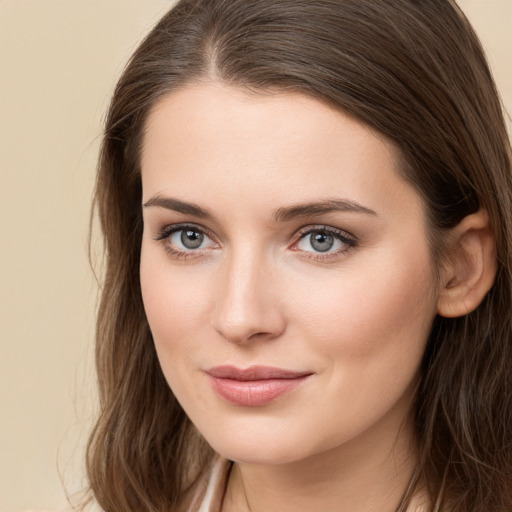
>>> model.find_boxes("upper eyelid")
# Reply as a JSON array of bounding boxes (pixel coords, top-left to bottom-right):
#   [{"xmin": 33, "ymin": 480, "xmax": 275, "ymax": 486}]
[
  {"xmin": 294, "ymin": 224, "xmax": 357, "ymax": 241},
  {"xmin": 155, "ymin": 222, "xmax": 215, "ymax": 240}
]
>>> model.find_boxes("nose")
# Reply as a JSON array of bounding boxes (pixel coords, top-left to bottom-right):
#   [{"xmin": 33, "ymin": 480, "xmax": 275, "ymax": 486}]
[{"xmin": 211, "ymin": 248, "xmax": 286, "ymax": 345}]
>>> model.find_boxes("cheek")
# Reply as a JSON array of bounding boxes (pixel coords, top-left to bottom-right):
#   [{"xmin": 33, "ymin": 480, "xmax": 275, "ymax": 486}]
[
  {"xmin": 140, "ymin": 246, "xmax": 212, "ymax": 355},
  {"xmin": 288, "ymin": 251, "xmax": 437, "ymax": 368},
  {"xmin": 279, "ymin": 253, "xmax": 437, "ymax": 448},
  {"xmin": 140, "ymin": 251, "xmax": 216, "ymax": 413}
]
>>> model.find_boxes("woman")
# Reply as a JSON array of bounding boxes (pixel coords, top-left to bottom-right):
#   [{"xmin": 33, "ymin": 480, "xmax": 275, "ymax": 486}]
[{"xmin": 86, "ymin": 0, "xmax": 512, "ymax": 511}]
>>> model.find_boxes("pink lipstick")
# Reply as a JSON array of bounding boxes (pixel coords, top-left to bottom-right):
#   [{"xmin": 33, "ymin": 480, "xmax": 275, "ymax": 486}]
[{"xmin": 205, "ymin": 365, "xmax": 312, "ymax": 407}]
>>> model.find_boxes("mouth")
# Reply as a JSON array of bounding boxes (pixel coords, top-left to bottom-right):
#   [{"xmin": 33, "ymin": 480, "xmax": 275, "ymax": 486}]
[{"xmin": 205, "ymin": 365, "xmax": 313, "ymax": 407}]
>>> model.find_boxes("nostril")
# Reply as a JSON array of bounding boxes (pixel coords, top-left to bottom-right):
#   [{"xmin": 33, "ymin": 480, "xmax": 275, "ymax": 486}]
[
  {"xmin": 247, "ymin": 331, "xmax": 272, "ymax": 342},
  {"xmin": 211, "ymin": 309, "xmax": 286, "ymax": 345}
]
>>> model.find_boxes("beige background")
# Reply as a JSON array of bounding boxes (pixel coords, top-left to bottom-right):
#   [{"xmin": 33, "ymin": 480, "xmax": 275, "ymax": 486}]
[{"xmin": 0, "ymin": 1, "xmax": 510, "ymax": 510}]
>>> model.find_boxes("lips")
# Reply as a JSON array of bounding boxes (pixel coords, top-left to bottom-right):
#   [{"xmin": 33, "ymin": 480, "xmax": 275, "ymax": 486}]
[{"xmin": 205, "ymin": 365, "xmax": 313, "ymax": 406}]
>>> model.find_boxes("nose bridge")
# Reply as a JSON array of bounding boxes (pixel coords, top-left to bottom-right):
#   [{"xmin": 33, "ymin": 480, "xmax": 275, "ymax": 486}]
[{"xmin": 212, "ymin": 243, "xmax": 284, "ymax": 343}]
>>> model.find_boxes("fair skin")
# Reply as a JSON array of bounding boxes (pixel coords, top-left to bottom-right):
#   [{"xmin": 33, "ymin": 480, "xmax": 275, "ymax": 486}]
[{"xmin": 139, "ymin": 83, "xmax": 494, "ymax": 512}]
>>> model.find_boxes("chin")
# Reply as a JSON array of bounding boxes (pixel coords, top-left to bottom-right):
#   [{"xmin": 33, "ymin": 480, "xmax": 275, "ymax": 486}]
[
  {"xmin": 195, "ymin": 417, "xmax": 333, "ymax": 466},
  {"xmin": 211, "ymin": 439, "xmax": 308, "ymax": 466}
]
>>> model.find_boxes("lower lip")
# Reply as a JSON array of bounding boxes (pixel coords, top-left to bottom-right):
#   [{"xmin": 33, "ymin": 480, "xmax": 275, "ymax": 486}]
[{"xmin": 207, "ymin": 375, "xmax": 309, "ymax": 407}]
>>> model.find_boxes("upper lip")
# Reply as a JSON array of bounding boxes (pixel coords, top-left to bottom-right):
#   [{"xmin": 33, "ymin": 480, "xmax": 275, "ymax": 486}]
[{"xmin": 206, "ymin": 365, "xmax": 313, "ymax": 381}]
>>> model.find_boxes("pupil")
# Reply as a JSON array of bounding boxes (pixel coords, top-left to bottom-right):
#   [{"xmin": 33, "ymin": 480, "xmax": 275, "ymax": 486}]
[
  {"xmin": 311, "ymin": 232, "xmax": 334, "ymax": 252},
  {"xmin": 181, "ymin": 229, "xmax": 204, "ymax": 249}
]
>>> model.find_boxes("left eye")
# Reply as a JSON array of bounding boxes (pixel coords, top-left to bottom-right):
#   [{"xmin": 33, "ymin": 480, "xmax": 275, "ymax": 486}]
[
  {"xmin": 168, "ymin": 227, "xmax": 214, "ymax": 250},
  {"xmin": 296, "ymin": 229, "xmax": 352, "ymax": 253}
]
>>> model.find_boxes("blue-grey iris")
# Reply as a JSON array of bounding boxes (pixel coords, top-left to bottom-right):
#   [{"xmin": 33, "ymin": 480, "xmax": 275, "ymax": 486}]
[
  {"xmin": 181, "ymin": 229, "xmax": 204, "ymax": 249},
  {"xmin": 310, "ymin": 232, "xmax": 334, "ymax": 252}
]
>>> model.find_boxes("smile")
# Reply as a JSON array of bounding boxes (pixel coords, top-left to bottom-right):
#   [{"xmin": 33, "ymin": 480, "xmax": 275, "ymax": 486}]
[{"xmin": 205, "ymin": 366, "xmax": 313, "ymax": 407}]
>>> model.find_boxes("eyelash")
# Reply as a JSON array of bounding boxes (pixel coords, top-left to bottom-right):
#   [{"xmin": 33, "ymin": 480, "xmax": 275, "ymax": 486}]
[
  {"xmin": 292, "ymin": 225, "xmax": 357, "ymax": 262},
  {"xmin": 154, "ymin": 223, "xmax": 358, "ymax": 262}
]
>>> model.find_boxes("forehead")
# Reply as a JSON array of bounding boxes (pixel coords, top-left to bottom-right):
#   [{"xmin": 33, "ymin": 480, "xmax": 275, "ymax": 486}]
[
  {"xmin": 142, "ymin": 83, "xmax": 393, "ymax": 162},
  {"xmin": 140, "ymin": 83, "xmax": 422, "ymax": 222}
]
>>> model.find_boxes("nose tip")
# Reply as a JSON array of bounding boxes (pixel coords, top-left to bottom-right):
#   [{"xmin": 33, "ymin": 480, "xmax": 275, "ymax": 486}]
[
  {"xmin": 213, "ymin": 307, "xmax": 282, "ymax": 345},
  {"xmin": 211, "ymin": 257, "xmax": 286, "ymax": 345},
  {"xmin": 213, "ymin": 292, "xmax": 286, "ymax": 344}
]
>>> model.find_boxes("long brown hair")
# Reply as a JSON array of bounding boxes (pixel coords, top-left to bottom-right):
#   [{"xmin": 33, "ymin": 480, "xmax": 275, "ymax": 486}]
[{"xmin": 87, "ymin": 1, "xmax": 512, "ymax": 510}]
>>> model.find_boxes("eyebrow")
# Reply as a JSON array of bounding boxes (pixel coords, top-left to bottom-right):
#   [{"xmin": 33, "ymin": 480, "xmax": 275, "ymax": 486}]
[
  {"xmin": 143, "ymin": 196, "xmax": 213, "ymax": 219},
  {"xmin": 272, "ymin": 199, "xmax": 377, "ymax": 222},
  {"xmin": 143, "ymin": 195, "xmax": 376, "ymax": 222}
]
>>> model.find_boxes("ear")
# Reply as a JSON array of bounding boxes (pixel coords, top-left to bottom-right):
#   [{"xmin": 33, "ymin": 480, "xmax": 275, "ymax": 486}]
[{"xmin": 437, "ymin": 210, "xmax": 497, "ymax": 318}]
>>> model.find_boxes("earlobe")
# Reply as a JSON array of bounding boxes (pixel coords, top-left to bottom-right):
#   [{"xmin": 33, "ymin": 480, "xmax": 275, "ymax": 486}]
[{"xmin": 437, "ymin": 210, "xmax": 497, "ymax": 318}]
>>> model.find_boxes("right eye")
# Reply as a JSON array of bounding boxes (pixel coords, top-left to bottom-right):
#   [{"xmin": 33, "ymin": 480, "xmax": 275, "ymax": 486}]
[{"xmin": 155, "ymin": 224, "xmax": 218, "ymax": 257}]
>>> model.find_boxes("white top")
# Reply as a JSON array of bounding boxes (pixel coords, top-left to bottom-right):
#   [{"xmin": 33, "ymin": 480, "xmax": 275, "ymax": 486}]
[{"xmin": 189, "ymin": 457, "xmax": 232, "ymax": 512}]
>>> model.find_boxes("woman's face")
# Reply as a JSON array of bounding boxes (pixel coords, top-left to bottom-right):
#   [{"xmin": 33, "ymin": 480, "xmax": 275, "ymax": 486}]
[{"xmin": 140, "ymin": 83, "xmax": 439, "ymax": 465}]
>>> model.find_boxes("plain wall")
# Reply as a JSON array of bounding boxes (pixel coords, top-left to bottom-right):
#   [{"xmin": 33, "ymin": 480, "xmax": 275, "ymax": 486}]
[{"xmin": 0, "ymin": 1, "xmax": 510, "ymax": 510}]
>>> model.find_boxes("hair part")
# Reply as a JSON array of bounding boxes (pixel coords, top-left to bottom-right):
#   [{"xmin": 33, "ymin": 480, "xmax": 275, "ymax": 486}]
[{"xmin": 87, "ymin": 1, "xmax": 512, "ymax": 511}]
